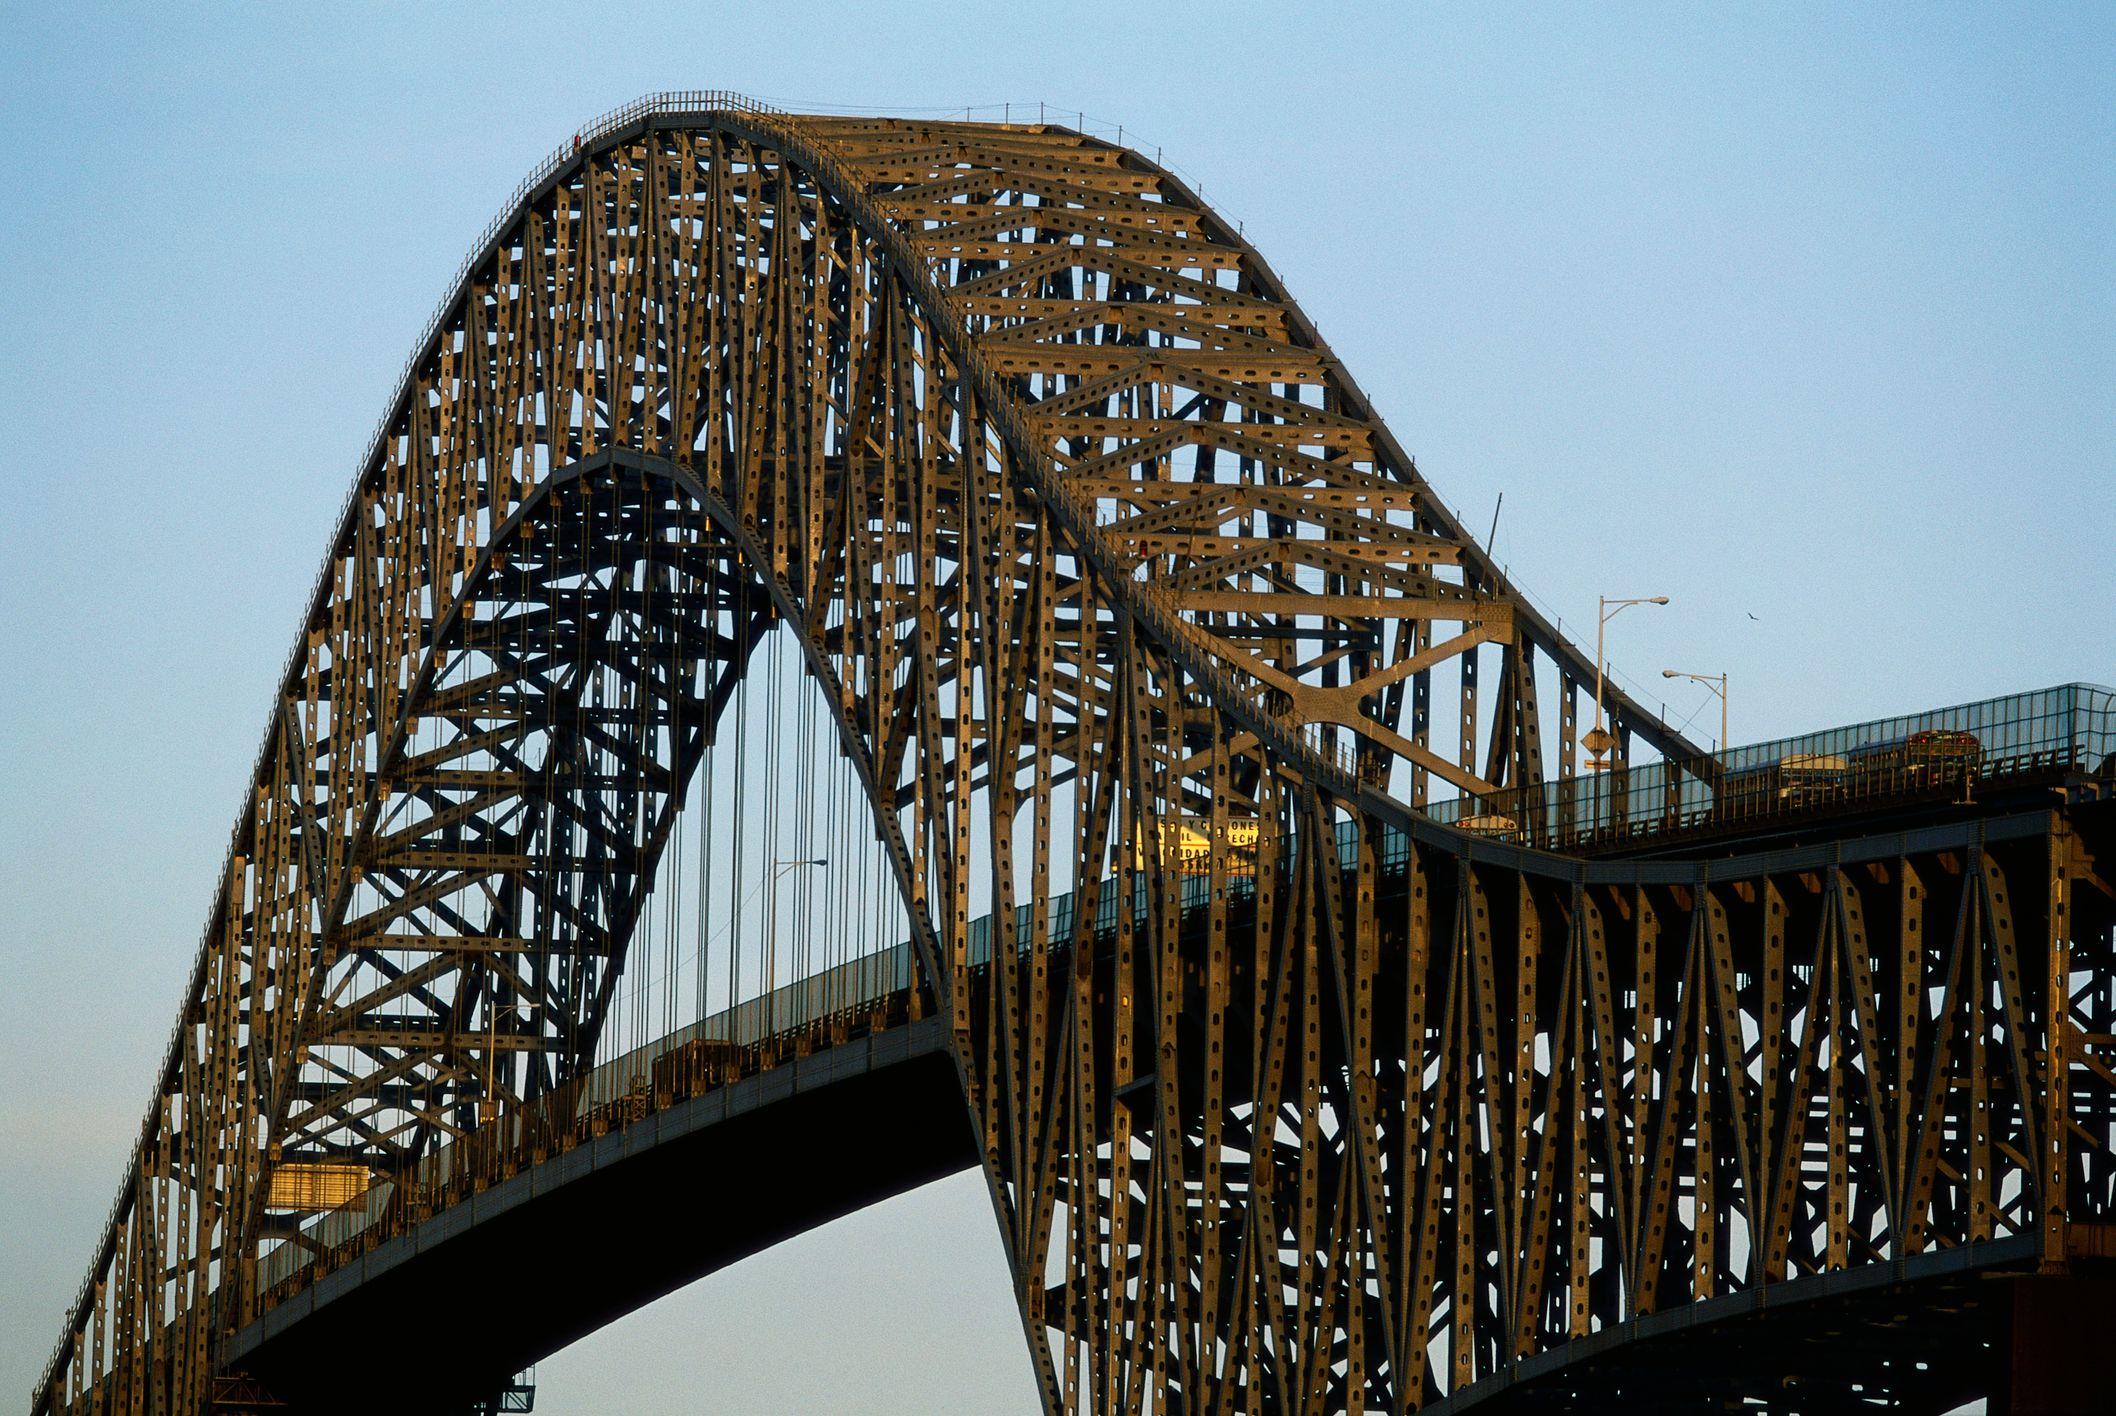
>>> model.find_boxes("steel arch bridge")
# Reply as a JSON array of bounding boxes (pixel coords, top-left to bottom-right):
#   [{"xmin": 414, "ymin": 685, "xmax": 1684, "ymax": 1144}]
[{"xmin": 32, "ymin": 94, "xmax": 2116, "ymax": 1415}]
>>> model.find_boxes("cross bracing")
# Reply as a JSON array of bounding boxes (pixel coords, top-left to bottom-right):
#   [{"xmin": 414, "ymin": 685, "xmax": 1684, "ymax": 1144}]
[{"xmin": 31, "ymin": 95, "xmax": 2116, "ymax": 1416}]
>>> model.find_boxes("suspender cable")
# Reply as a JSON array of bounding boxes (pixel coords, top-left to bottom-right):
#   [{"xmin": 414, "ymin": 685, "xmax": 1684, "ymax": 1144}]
[{"xmin": 695, "ymin": 539, "xmax": 719, "ymax": 1029}]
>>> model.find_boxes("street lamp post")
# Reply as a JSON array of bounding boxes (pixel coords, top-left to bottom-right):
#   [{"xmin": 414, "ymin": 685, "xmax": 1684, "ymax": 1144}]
[
  {"xmin": 478, "ymin": 1000, "xmax": 536, "ymax": 1125},
  {"xmin": 1583, "ymin": 594, "xmax": 1670, "ymax": 771},
  {"xmin": 1662, "ymin": 669, "xmax": 1730, "ymax": 754},
  {"xmin": 763, "ymin": 857, "xmax": 828, "ymax": 1030}
]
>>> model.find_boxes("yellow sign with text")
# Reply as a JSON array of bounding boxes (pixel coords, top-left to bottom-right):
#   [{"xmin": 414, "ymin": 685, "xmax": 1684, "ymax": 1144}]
[{"xmin": 1136, "ymin": 818, "xmax": 1260, "ymax": 876}]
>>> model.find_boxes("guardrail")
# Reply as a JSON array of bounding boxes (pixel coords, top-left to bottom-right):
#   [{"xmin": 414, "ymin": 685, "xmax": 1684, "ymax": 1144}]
[
  {"xmin": 1429, "ymin": 681, "xmax": 2116, "ymax": 852},
  {"xmin": 245, "ymin": 679, "xmax": 2116, "ymax": 1302},
  {"xmin": 251, "ymin": 856, "xmax": 1255, "ymax": 1299}
]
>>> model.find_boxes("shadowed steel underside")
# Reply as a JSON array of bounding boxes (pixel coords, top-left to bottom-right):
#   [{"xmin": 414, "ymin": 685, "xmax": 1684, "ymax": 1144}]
[{"xmin": 34, "ymin": 94, "xmax": 2116, "ymax": 1415}]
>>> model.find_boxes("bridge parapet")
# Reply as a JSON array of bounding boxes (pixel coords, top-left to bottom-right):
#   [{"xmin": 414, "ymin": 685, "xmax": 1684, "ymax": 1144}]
[
  {"xmin": 238, "ymin": 793, "xmax": 2116, "ymax": 1412},
  {"xmin": 1433, "ymin": 680, "xmax": 2116, "ymax": 855}
]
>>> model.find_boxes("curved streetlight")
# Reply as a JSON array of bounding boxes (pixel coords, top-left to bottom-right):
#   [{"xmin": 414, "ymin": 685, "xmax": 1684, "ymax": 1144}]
[
  {"xmin": 765, "ymin": 857, "xmax": 829, "ymax": 937},
  {"xmin": 762, "ymin": 857, "xmax": 829, "ymax": 1032},
  {"xmin": 1663, "ymin": 669, "xmax": 1729, "ymax": 754},
  {"xmin": 1583, "ymin": 595, "xmax": 1669, "ymax": 771}
]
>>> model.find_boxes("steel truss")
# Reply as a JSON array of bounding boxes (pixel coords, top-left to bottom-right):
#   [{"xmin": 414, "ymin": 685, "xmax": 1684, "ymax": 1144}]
[{"xmin": 33, "ymin": 96, "xmax": 2116, "ymax": 1415}]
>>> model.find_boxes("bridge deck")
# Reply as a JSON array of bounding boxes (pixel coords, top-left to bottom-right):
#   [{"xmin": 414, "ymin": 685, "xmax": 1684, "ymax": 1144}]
[
  {"xmin": 224, "ymin": 786, "xmax": 2116, "ymax": 1413},
  {"xmin": 28, "ymin": 86, "xmax": 2113, "ymax": 1414},
  {"xmin": 1432, "ymin": 681, "xmax": 2114, "ymax": 857},
  {"xmin": 232, "ymin": 1016, "xmax": 972, "ymax": 1411}
]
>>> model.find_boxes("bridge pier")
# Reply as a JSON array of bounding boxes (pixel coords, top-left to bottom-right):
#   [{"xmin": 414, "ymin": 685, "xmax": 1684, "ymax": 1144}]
[{"xmin": 2003, "ymin": 1271, "xmax": 2116, "ymax": 1416}]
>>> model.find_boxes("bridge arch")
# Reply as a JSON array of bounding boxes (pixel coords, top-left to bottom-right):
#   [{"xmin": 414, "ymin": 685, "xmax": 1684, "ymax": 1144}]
[{"xmin": 39, "ymin": 95, "xmax": 2113, "ymax": 1416}]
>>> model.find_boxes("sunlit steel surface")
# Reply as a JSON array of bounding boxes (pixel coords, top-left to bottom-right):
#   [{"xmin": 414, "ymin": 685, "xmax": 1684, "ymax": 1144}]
[{"xmin": 31, "ymin": 94, "xmax": 2116, "ymax": 1415}]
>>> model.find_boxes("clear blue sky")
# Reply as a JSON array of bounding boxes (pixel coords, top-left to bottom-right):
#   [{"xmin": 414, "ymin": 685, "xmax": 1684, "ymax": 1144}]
[{"xmin": 1, "ymin": 3, "xmax": 2108, "ymax": 1410}]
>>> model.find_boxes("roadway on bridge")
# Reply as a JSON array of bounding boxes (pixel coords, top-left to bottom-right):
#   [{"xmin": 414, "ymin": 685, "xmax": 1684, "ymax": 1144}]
[{"xmin": 229, "ymin": 1018, "xmax": 972, "ymax": 1411}]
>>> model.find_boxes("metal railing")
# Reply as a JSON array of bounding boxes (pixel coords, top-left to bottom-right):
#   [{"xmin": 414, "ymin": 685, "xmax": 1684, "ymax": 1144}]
[
  {"xmin": 240, "ymin": 669, "xmax": 2116, "ymax": 1307},
  {"xmin": 236, "ymin": 90, "xmax": 1374, "ymax": 1319},
  {"xmin": 1429, "ymin": 682, "xmax": 2116, "ymax": 852},
  {"xmin": 248, "ymin": 855, "xmax": 1215, "ymax": 1298}
]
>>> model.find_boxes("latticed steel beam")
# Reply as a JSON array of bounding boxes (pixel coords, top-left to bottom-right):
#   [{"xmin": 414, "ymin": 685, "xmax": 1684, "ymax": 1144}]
[{"xmin": 34, "ymin": 95, "xmax": 2114, "ymax": 1416}]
